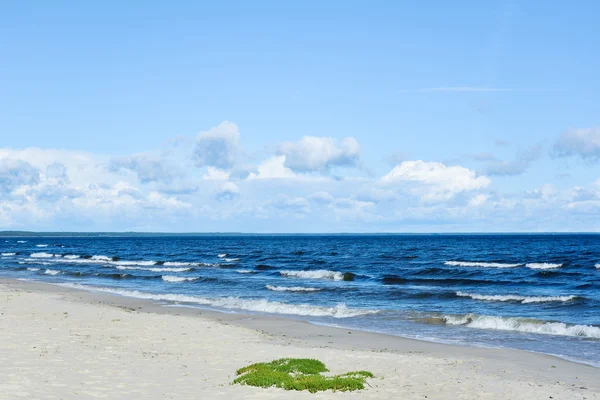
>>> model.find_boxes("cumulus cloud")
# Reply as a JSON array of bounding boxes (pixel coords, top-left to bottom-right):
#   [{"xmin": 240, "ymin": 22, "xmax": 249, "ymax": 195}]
[
  {"xmin": 553, "ymin": 128, "xmax": 600, "ymax": 161},
  {"xmin": 45, "ymin": 162, "xmax": 68, "ymax": 181},
  {"xmin": 0, "ymin": 158, "xmax": 40, "ymax": 194},
  {"xmin": 247, "ymin": 156, "xmax": 297, "ymax": 180},
  {"xmin": 381, "ymin": 160, "xmax": 490, "ymax": 202},
  {"xmin": 216, "ymin": 182, "xmax": 240, "ymax": 201},
  {"xmin": 277, "ymin": 136, "xmax": 360, "ymax": 173},
  {"xmin": 468, "ymin": 194, "xmax": 488, "ymax": 207},
  {"xmin": 193, "ymin": 121, "xmax": 241, "ymax": 169},
  {"xmin": 109, "ymin": 155, "xmax": 182, "ymax": 184}
]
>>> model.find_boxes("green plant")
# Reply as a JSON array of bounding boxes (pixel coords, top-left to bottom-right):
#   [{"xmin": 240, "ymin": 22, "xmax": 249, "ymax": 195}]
[{"xmin": 233, "ymin": 358, "xmax": 373, "ymax": 393}]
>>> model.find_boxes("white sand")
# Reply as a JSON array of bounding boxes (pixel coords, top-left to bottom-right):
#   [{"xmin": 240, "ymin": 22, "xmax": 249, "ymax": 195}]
[{"xmin": 0, "ymin": 280, "xmax": 597, "ymax": 399}]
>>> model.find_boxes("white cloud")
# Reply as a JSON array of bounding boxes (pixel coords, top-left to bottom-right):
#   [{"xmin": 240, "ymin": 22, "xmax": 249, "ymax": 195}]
[
  {"xmin": 0, "ymin": 158, "xmax": 40, "ymax": 194},
  {"xmin": 216, "ymin": 182, "xmax": 240, "ymax": 201},
  {"xmin": 247, "ymin": 156, "xmax": 297, "ymax": 180},
  {"xmin": 381, "ymin": 160, "xmax": 490, "ymax": 202},
  {"xmin": 468, "ymin": 194, "xmax": 488, "ymax": 207},
  {"xmin": 193, "ymin": 121, "xmax": 242, "ymax": 169},
  {"xmin": 109, "ymin": 155, "xmax": 182, "ymax": 184},
  {"xmin": 484, "ymin": 144, "xmax": 542, "ymax": 176},
  {"xmin": 553, "ymin": 128, "xmax": 600, "ymax": 161},
  {"xmin": 277, "ymin": 136, "xmax": 360, "ymax": 172},
  {"xmin": 203, "ymin": 167, "xmax": 230, "ymax": 180}
]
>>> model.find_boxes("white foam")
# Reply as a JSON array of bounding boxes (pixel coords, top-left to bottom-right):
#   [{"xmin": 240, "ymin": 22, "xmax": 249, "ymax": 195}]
[
  {"xmin": 91, "ymin": 255, "xmax": 112, "ymax": 261},
  {"xmin": 113, "ymin": 260, "xmax": 156, "ymax": 266},
  {"xmin": 445, "ymin": 261, "xmax": 522, "ymax": 268},
  {"xmin": 280, "ymin": 270, "xmax": 344, "ymax": 280},
  {"xmin": 224, "ymin": 257, "xmax": 240, "ymax": 262},
  {"xmin": 526, "ymin": 263, "xmax": 563, "ymax": 270},
  {"xmin": 17, "ymin": 240, "xmax": 27, "ymax": 243},
  {"xmin": 27, "ymin": 267, "xmax": 40, "ymax": 271},
  {"xmin": 161, "ymin": 275, "xmax": 200, "ymax": 283},
  {"xmin": 236, "ymin": 270, "xmax": 254, "ymax": 274},
  {"xmin": 44, "ymin": 269, "xmax": 61, "ymax": 275},
  {"xmin": 441, "ymin": 313, "xmax": 600, "ymax": 339},
  {"xmin": 36, "ymin": 244, "xmax": 48, "ymax": 247},
  {"xmin": 19, "ymin": 260, "xmax": 52, "ymax": 266},
  {"xmin": 64, "ymin": 255, "xmax": 80, "ymax": 259},
  {"xmin": 30, "ymin": 252, "xmax": 55, "ymax": 258},
  {"xmin": 58, "ymin": 284, "xmax": 377, "ymax": 318},
  {"xmin": 1, "ymin": 252, "xmax": 16, "ymax": 256},
  {"xmin": 456, "ymin": 292, "xmax": 578, "ymax": 304},
  {"xmin": 163, "ymin": 261, "xmax": 196, "ymax": 267},
  {"xmin": 266, "ymin": 285, "xmax": 321, "ymax": 292},
  {"xmin": 115, "ymin": 266, "xmax": 192, "ymax": 273},
  {"xmin": 218, "ymin": 253, "xmax": 227, "ymax": 258},
  {"xmin": 595, "ymin": 264, "xmax": 599, "ymax": 269}
]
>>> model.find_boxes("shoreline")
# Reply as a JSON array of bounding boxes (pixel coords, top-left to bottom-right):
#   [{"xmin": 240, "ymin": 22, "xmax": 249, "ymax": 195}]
[
  {"xmin": 8, "ymin": 278, "xmax": 599, "ymax": 369},
  {"xmin": 1, "ymin": 278, "xmax": 599, "ymax": 399}
]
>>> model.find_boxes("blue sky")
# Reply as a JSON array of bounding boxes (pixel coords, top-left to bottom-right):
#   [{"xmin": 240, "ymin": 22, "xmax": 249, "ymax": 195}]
[{"xmin": 1, "ymin": 1, "xmax": 599, "ymax": 232}]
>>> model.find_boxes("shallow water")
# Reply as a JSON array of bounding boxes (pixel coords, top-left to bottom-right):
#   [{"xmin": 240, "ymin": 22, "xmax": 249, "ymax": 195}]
[{"xmin": 1, "ymin": 234, "xmax": 599, "ymax": 366}]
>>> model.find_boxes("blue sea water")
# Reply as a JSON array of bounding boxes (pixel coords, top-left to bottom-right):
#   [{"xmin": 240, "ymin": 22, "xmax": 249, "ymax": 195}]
[{"xmin": 1, "ymin": 234, "xmax": 599, "ymax": 366}]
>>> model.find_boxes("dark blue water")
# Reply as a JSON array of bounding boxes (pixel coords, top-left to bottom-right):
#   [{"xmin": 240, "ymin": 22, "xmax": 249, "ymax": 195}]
[{"xmin": 2, "ymin": 235, "xmax": 599, "ymax": 366}]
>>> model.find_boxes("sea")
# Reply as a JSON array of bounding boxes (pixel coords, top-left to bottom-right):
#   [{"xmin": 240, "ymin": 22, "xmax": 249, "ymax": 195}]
[{"xmin": 1, "ymin": 234, "xmax": 599, "ymax": 367}]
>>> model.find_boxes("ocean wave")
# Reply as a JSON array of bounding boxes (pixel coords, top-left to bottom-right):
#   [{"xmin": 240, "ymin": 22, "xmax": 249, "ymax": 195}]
[
  {"xmin": 444, "ymin": 261, "xmax": 522, "ymax": 268},
  {"xmin": 525, "ymin": 263, "xmax": 563, "ymax": 270},
  {"xmin": 280, "ymin": 269, "xmax": 344, "ymax": 281},
  {"xmin": 161, "ymin": 275, "xmax": 200, "ymax": 283},
  {"xmin": 218, "ymin": 253, "xmax": 227, "ymax": 258},
  {"xmin": 44, "ymin": 269, "xmax": 61, "ymax": 275},
  {"xmin": 1, "ymin": 252, "xmax": 16, "ymax": 256},
  {"xmin": 36, "ymin": 244, "xmax": 48, "ymax": 247},
  {"xmin": 64, "ymin": 255, "xmax": 80, "ymax": 259},
  {"xmin": 266, "ymin": 285, "xmax": 322, "ymax": 292},
  {"xmin": 456, "ymin": 292, "xmax": 579, "ymax": 304},
  {"xmin": 91, "ymin": 255, "xmax": 111, "ymax": 261},
  {"xmin": 595, "ymin": 264, "xmax": 599, "ymax": 269},
  {"xmin": 58, "ymin": 284, "xmax": 377, "ymax": 318},
  {"xmin": 115, "ymin": 266, "xmax": 192, "ymax": 273},
  {"xmin": 17, "ymin": 240, "xmax": 27, "ymax": 243},
  {"xmin": 19, "ymin": 260, "xmax": 52, "ymax": 266},
  {"xmin": 224, "ymin": 257, "xmax": 240, "ymax": 262},
  {"xmin": 235, "ymin": 270, "xmax": 255, "ymax": 274},
  {"xmin": 436, "ymin": 313, "xmax": 600, "ymax": 339},
  {"xmin": 163, "ymin": 261, "xmax": 196, "ymax": 267},
  {"xmin": 27, "ymin": 267, "xmax": 40, "ymax": 271},
  {"xmin": 30, "ymin": 252, "xmax": 57, "ymax": 258}
]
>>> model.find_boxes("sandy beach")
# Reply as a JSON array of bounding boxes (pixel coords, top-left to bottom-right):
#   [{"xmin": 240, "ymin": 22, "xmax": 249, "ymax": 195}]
[{"xmin": 0, "ymin": 279, "xmax": 597, "ymax": 400}]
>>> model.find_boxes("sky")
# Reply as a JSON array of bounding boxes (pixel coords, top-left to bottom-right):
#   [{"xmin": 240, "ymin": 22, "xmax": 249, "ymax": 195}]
[{"xmin": 1, "ymin": 1, "xmax": 599, "ymax": 232}]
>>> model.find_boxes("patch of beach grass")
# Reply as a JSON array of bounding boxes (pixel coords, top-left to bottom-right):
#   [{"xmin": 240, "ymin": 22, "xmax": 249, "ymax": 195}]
[{"xmin": 233, "ymin": 358, "xmax": 374, "ymax": 393}]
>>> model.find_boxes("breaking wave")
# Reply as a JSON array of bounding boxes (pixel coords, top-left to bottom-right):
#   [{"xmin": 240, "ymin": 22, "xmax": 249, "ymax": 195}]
[
  {"xmin": 115, "ymin": 266, "xmax": 192, "ymax": 273},
  {"xmin": 456, "ymin": 291, "xmax": 580, "ymax": 304},
  {"xmin": 435, "ymin": 313, "xmax": 600, "ymax": 339},
  {"xmin": 36, "ymin": 244, "xmax": 48, "ymax": 247},
  {"xmin": 445, "ymin": 261, "xmax": 522, "ymax": 268},
  {"xmin": 266, "ymin": 285, "xmax": 322, "ymax": 292},
  {"xmin": 280, "ymin": 270, "xmax": 344, "ymax": 280},
  {"xmin": 58, "ymin": 284, "xmax": 377, "ymax": 318},
  {"xmin": 44, "ymin": 269, "xmax": 61, "ymax": 275},
  {"xmin": 526, "ymin": 263, "xmax": 563, "ymax": 270},
  {"xmin": 30, "ymin": 252, "xmax": 57, "ymax": 258},
  {"xmin": 1, "ymin": 252, "xmax": 16, "ymax": 256},
  {"xmin": 162, "ymin": 275, "xmax": 200, "ymax": 283}
]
